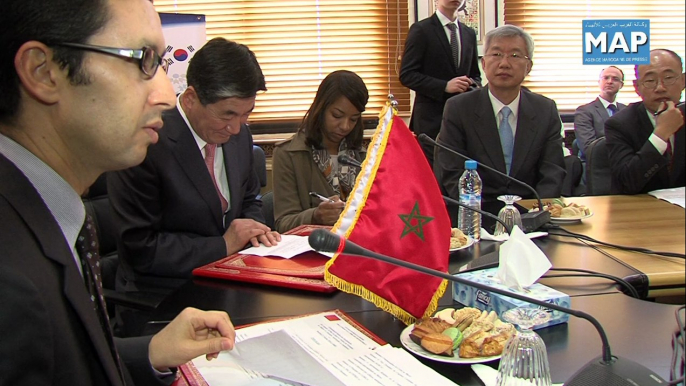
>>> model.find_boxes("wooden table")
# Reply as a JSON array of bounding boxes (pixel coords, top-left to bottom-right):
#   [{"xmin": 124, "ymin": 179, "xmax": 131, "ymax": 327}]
[{"xmin": 522, "ymin": 195, "xmax": 685, "ymax": 298}]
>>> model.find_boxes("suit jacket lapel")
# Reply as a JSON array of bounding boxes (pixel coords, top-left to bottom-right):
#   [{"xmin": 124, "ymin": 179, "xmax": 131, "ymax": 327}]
[
  {"xmin": 221, "ymin": 134, "xmax": 240, "ymax": 225},
  {"xmin": 165, "ymin": 109, "xmax": 224, "ymax": 229},
  {"xmin": 430, "ymin": 14, "xmax": 455, "ymax": 72},
  {"xmin": 0, "ymin": 157, "xmax": 123, "ymax": 386},
  {"xmin": 510, "ymin": 91, "xmax": 537, "ymax": 177},
  {"xmin": 474, "ymin": 88, "xmax": 507, "ymax": 172},
  {"xmin": 593, "ymin": 98, "xmax": 610, "ymax": 120}
]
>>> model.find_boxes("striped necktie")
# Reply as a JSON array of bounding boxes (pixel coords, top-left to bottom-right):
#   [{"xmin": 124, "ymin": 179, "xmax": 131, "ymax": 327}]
[{"xmin": 446, "ymin": 23, "xmax": 460, "ymax": 69}]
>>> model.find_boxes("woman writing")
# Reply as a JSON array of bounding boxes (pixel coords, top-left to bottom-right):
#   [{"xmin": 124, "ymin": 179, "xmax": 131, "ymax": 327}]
[{"xmin": 272, "ymin": 70, "xmax": 369, "ymax": 233}]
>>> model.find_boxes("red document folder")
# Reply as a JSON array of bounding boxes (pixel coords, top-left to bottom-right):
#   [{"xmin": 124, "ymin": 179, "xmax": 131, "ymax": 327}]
[
  {"xmin": 191, "ymin": 224, "xmax": 337, "ymax": 293},
  {"xmin": 171, "ymin": 309, "xmax": 386, "ymax": 386}
]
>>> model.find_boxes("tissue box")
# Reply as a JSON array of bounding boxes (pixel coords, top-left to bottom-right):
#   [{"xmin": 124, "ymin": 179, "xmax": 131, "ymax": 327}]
[{"xmin": 452, "ymin": 268, "xmax": 570, "ymax": 329}]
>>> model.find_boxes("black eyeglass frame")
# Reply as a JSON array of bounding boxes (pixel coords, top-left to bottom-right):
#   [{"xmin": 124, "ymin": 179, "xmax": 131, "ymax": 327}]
[
  {"xmin": 52, "ymin": 42, "xmax": 168, "ymax": 78},
  {"xmin": 640, "ymin": 75, "xmax": 680, "ymax": 90}
]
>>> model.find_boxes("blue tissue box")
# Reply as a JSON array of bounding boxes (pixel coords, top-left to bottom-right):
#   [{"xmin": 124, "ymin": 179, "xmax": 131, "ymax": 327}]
[{"xmin": 452, "ymin": 268, "xmax": 570, "ymax": 329}]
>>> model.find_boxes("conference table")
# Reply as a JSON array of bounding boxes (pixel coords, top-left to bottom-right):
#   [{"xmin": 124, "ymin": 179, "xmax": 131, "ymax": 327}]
[{"xmin": 151, "ymin": 194, "xmax": 684, "ymax": 385}]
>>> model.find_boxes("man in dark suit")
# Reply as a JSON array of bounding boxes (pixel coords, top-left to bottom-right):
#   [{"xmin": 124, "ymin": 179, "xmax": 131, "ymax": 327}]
[
  {"xmin": 574, "ymin": 66, "xmax": 627, "ymax": 161},
  {"xmin": 605, "ymin": 49, "xmax": 685, "ymax": 195},
  {"xmin": 434, "ymin": 24, "xmax": 565, "ymax": 209},
  {"xmin": 400, "ymin": 0, "xmax": 481, "ymax": 166},
  {"xmin": 109, "ymin": 38, "xmax": 281, "ymax": 299},
  {"xmin": 0, "ymin": 0, "xmax": 238, "ymax": 384}
]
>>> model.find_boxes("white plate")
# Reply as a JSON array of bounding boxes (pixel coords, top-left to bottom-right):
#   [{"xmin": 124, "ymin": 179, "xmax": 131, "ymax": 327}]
[
  {"xmin": 399, "ymin": 324, "xmax": 501, "ymax": 364},
  {"xmin": 549, "ymin": 211, "xmax": 594, "ymax": 223},
  {"xmin": 449, "ymin": 236, "xmax": 475, "ymax": 252}
]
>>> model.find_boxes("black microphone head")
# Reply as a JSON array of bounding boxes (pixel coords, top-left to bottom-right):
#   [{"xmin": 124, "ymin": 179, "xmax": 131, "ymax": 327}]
[
  {"xmin": 308, "ymin": 229, "xmax": 342, "ymax": 253},
  {"xmin": 417, "ymin": 133, "xmax": 431, "ymax": 143},
  {"xmin": 337, "ymin": 154, "xmax": 362, "ymax": 168}
]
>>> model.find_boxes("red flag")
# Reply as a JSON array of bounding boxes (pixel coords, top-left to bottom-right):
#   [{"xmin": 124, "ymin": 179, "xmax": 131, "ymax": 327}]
[{"xmin": 325, "ymin": 103, "xmax": 451, "ymax": 325}]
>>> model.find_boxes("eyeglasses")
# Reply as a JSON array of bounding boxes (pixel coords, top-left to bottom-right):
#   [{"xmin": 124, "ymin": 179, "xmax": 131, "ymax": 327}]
[
  {"xmin": 640, "ymin": 75, "xmax": 679, "ymax": 90},
  {"xmin": 483, "ymin": 52, "xmax": 530, "ymax": 63},
  {"xmin": 52, "ymin": 42, "xmax": 168, "ymax": 78}
]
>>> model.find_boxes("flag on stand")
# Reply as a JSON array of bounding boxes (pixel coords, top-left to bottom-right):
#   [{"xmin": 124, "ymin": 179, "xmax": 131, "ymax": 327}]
[{"xmin": 325, "ymin": 99, "xmax": 451, "ymax": 325}]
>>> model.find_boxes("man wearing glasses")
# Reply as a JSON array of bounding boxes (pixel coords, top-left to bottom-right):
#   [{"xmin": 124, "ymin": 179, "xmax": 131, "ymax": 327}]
[
  {"xmin": 0, "ymin": 0, "xmax": 239, "ymax": 384},
  {"xmin": 434, "ymin": 24, "xmax": 565, "ymax": 209},
  {"xmin": 605, "ymin": 49, "xmax": 685, "ymax": 194},
  {"xmin": 108, "ymin": 37, "xmax": 281, "ymax": 335},
  {"xmin": 574, "ymin": 66, "xmax": 627, "ymax": 162}
]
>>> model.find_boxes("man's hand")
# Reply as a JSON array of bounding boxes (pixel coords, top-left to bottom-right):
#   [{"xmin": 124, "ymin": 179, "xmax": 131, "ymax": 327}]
[
  {"xmin": 148, "ymin": 307, "xmax": 236, "ymax": 371},
  {"xmin": 313, "ymin": 195, "xmax": 345, "ymax": 225},
  {"xmin": 223, "ymin": 218, "xmax": 272, "ymax": 255},
  {"xmin": 444, "ymin": 76, "xmax": 474, "ymax": 94},
  {"xmin": 654, "ymin": 101, "xmax": 685, "ymax": 141}
]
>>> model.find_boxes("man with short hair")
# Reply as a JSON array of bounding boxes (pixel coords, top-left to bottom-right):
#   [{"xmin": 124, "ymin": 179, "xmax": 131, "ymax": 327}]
[
  {"xmin": 0, "ymin": 0, "xmax": 237, "ymax": 383},
  {"xmin": 574, "ymin": 66, "xmax": 627, "ymax": 161},
  {"xmin": 434, "ymin": 24, "xmax": 565, "ymax": 208},
  {"xmin": 400, "ymin": 0, "xmax": 481, "ymax": 167},
  {"xmin": 605, "ymin": 49, "xmax": 685, "ymax": 194},
  {"xmin": 108, "ymin": 38, "xmax": 280, "ymax": 301}
]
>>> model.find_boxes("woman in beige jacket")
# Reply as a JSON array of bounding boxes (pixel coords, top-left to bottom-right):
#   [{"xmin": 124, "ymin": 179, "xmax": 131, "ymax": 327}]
[{"xmin": 272, "ymin": 70, "xmax": 369, "ymax": 233}]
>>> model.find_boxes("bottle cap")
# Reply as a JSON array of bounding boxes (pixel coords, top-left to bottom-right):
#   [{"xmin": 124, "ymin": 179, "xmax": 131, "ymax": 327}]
[{"xmin": 464, "ymin": 160, "xmax": 477, "ymax": 170}]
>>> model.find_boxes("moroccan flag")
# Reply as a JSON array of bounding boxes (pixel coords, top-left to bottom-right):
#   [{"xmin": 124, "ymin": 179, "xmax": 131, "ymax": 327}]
[{"xmin": 325, "ymin": 101, "xmax": 451, "ymax": 325}]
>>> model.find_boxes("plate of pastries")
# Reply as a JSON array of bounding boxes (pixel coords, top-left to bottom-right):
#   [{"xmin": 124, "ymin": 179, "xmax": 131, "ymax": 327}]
[
  {"xmin": 449, "ymin": 228, "xmax": 474, "ymax": 251},
  {"xmin": 530, "ymin": 199, "xmax": 593, "ymax": 223},
  {"xmin": 400, "ymin": 307, "xmax": 515, "ymax": 364}
]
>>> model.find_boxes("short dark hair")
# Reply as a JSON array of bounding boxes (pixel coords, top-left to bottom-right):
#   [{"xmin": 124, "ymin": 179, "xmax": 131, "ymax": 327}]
[
  {"xmin": 186, "ymin": 38, "xmax": 267, "ymax": 105},
  {"xmin": 634, "ymin": 49, "xmax": 684, "ymax": 79},
  {"xmin": 601, "ymin": 66, "xmax": 624, "ymax": 81},
  {"xmin": 300, "ymin": 70, "xmax": 369, "ymax": 149},
  {"xmin": 0, "ymin": 0, "xmax": 111, "ymax": 123}
]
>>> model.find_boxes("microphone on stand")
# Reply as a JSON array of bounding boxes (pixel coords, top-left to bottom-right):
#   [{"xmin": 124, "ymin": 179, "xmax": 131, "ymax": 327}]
[
  {"xmin": 309, "ymin": 229, "xmax": 666, "ymax": 386},
  {"xmin": 336, "ymin": 154, "xmax": 512, "ymax": 235},
  {"xmin": 418, "ymin": 133, "xmax": 551, "ymax": 232}
]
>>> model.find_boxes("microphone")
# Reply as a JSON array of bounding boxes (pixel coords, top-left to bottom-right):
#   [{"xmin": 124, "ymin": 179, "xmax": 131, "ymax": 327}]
[
  {"xmin": 309, "ymin": 229, "xmax": 666, "ymax": 386},
  {"xmin": 338, "ymin": 152, "xmax": 512, "ymax": 235},
  {"xmin": 418, "ymin": 133, "xmax": 551, "ymax": 232},
  {"xmin": 337, "ymin": 154, "xmax": 362, "ymax": 168}
]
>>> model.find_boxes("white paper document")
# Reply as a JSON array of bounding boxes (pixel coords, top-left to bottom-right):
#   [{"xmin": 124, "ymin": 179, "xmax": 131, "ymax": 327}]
[
  {"xmin": 238, "ymin": 235, "xmax": 332, "ymax": 259},
  {"xmin": 648, "ymin": 187, "xmax": 685, "ymax": 208},
  {"xmin": 191, "ymin": 311, "xmax": 459, "ymax": 386}
]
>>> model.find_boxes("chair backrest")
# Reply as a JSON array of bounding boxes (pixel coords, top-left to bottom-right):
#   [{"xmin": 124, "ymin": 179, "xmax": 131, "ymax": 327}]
[
  {"xmin": 585, "ymin": 137, "xmax": 612, "ymax": 195},
  {"xmin": 561, "ymin": 154, "xmax": 585, "ymax": 197},
  {"xmin": 252, "ymin": 145, "xmax": 267, "ymax": 188},
  {"xmin": 261, "ymin": 191, "xmax": 275, "ymax": 231}
]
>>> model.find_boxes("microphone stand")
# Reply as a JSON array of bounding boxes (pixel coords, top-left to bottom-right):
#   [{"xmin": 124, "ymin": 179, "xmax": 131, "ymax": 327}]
[
  {"xmin": 309, "ymin": 229, "xmax": 667, "ymax": 386},
  {"xmin": 418, "ymin": 133, "xmax": 551, "ymax": 232}
]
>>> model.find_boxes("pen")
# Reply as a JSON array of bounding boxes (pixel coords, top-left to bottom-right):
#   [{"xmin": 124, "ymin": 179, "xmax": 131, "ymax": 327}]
[{"xmin": 309, "ymin": 191, "xmax": 335, "ymax": 203}]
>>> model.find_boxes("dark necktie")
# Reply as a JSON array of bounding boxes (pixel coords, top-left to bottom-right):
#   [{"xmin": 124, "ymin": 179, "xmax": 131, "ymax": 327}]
[
  {"xmin": 607, "ymin": 104, "xmax": 617, "ymax": 116},
  {"xmin": 446, "ymin": 23, "xmax": 460, "ymax": 69},
  {"xmin": 665, "ymin": 138, "xmax": 674, "ymax": 173},
  {"xmin": 76, "ymin": 214, "xmax": 125, "ymax": 382}
]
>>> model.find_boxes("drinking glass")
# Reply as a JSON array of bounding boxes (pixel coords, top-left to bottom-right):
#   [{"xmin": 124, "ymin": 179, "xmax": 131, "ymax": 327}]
[
  {"xmin": 494, "ymin": 195, "xmax": 523, "ymax": 236},
  {"xmin": 495, "ymin": 307, "xmax": 552, "ymax": 386}
]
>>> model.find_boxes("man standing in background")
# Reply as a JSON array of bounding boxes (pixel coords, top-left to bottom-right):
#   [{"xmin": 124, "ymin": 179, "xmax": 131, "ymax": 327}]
[
  {"xmin": 574, "ymin": 66, "xmax": 626, "ymax": 162},
  {"xmin": 400, "ymin": 0, "xmax": 481, "ymax": 167}
]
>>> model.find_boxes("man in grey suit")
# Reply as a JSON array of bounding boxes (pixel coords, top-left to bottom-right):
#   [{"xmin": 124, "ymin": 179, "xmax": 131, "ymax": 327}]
[
  {"xmin": 434, "ymin": 24, "xmax": 565, "ymax": 209},
  {"xmin": 574, "ymin": 66, "xmax": 626, "ymax": 161},
  {"xmin": 400, "ymin": 0, "xmax": 481, "ymax": 167},
  {"xmin": 108, "ymin": 38, "xmax": 281, "ymax": 334},
  {"xmin": 1, "ymin": 0, "xmax": 238, "ymax": 383}
]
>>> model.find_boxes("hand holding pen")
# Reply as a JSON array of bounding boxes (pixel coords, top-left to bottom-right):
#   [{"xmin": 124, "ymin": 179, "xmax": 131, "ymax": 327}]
[
  {"xmin": 653, "ymin": 101, "xmax": 685, "ymax": 142},
  {"xmin": 310, "ymin": 192, "xmax": 345, "ymax": 225}
]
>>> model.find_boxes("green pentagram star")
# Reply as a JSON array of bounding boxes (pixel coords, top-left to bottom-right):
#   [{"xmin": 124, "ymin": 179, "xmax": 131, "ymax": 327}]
[{"xmin": 398, "ymin": 202, "xmax": 434, "ymax": 241}]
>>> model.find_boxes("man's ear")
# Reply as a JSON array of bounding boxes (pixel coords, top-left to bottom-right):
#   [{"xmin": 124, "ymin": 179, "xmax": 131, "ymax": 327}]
[{"xmin": 14, "ymin": 41, "xmax": 62, "ymax": 105}]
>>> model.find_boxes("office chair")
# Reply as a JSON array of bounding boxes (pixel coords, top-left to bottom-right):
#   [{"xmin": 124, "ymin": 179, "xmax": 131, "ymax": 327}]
[
  {"xmin": 585, "ymin": 137, "xmax": 613, "ymax": 195},
  {"xmin": 253, "ymin": 145, "xmax": 267, "ymax": 190},
  {"xmin": 261, "ymin": 191, "xmax": 275, "ymax": 231}
]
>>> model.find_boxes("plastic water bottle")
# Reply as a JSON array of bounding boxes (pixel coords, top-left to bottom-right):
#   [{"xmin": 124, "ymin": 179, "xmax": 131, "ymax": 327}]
[{"xmin": 458, "ymin": 160, "xmax": 482, "ymax": 241}]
